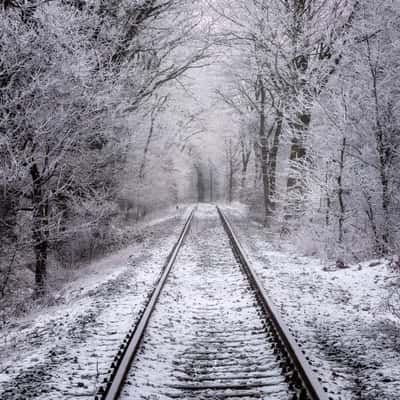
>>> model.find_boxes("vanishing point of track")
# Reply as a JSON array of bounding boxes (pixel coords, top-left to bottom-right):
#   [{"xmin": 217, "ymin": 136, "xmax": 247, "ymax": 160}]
[{"xmin": 95, "ymin": 205, "xmax": 330, "ymax": 400}]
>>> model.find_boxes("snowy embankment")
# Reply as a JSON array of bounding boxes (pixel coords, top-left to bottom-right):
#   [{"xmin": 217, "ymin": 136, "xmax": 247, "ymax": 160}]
[
  {"xmin": 0, "ymin": 206, "xmax": 191, "ymax": 400},
  {"xmin": 222, "ymin": 203, "xmax": 400, "ymax": 400}
]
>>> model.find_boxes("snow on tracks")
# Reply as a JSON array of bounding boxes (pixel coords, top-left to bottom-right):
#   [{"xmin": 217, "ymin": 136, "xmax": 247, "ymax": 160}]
[{"xmin": 119, "ymin": 204, "xmax": 295, "ymax": 400}]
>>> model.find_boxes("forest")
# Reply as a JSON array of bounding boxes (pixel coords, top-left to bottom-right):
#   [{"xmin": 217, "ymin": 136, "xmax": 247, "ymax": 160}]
[{"xmin": 1, "ymin": 0, "xmax": 400, "ymax": 300}]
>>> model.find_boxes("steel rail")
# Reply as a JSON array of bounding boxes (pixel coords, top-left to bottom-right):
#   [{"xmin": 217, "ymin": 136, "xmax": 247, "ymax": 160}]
[
  {"xmin": 217, "ymin": 206, "xmax": 330, "ymax": 400},
  {"xmin": 95, "ymin": 207, "xmax": 196, "ymax": 400}
]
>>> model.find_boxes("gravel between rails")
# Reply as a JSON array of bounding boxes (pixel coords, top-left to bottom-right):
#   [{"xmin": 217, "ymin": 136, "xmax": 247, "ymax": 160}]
[{"xmin": 120, "ymin": 204, "xmax": 295, "ymax": 400}]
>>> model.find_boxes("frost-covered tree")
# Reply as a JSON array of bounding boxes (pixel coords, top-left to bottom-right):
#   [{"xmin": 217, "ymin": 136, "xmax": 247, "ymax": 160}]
[
  {"xmin": 0, "ymin": 3, "xmax": 128, "ymax": 295},
  {"xmin": 300, "ymin": 0, "xmax": 400, "ymax": 258},
  {"xmin": 0, "ymin": 0, "xmax": 211, "ymax": 296},
  {"xmin": 212, "ymin": 0, "xmax": 400, "ymax": 259},
  {"xmin": 212, "ymin": 0, "xmax": 353, "ymax": 222}
]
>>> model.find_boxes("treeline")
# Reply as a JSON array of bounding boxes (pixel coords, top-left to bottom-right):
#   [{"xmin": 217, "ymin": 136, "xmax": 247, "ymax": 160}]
[
  {"xmin": 0, "ymin": 0, "xmax": 207, "ymax": 298},
  {"xmin": 216, "ymin": 0, "xmax": 400, "ymax": 260}
]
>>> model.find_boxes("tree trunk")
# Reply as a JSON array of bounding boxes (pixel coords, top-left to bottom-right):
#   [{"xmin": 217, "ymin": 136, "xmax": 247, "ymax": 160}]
[
  {"xmin": 240, "ymin": 163, "xmax": 248, "ymax": 201},
  {"xmin": 286, "ymin": 0, "xmax": 309, "ymax": 192},
  {"xmin": 195, "ymin": 165, "xmax": 206, "ymax": 202},
  {"xmin": 240, "ymin": 139, "xmax": 251, "ymax": 201},
  {"xmin": 227, "ymin": 143, "xmax": 234, "ymax": 203},
  {"xmin": 380, "ymin": 164, "xmax": 390, "ymax": 251},
  {"xmin": 375, "ymin": 130, "xmax": 390, "ymax": 254},
  {"xmin": 364, "ymin": 192, "xmax": 381, "ymax": 256},
  {"xmin": 253, "ymin": 141, "xmax": 261, "ymax": 188},
  {"xmin": 139, "ymin": 107, "xmax": 157, "ymax": 180},
  {"xmin": 287, "ymin": 113, "xmax": 309, "ymax": 190},
  {"xmin": 209, "ymin": 164, "xmax": 214, "ymax": 202},
  {"xmin": 228, "ymin": 163, "xmax": 234, "ymax": 203},
  {"xmin": 258, "ymin": 79, "xmax": 271, "ymax": 221},
  {"xmin": 283, "ymin": 111, "xmax": 310, "ymax": 224},
  {"xmin": 325, "ymin": 162, "xmax": 331, "ymax": 227},
  {"xmin": 368, "ymin": 37, "xmax": 390, "ymax": 254},
  {"xmin": 268, "ymin": 110, "xmax": 283, "ymax": 201},
  {"xmin": 30, "ymin": 163, "xmax": 49, "ymax": 296},
  {"xmin": 337, "ymin": 137, "xmax": 346, "ymax": 244},
  {"xmin": 34, "ymin": 235, "xmax": 48, "ymax": 295}
]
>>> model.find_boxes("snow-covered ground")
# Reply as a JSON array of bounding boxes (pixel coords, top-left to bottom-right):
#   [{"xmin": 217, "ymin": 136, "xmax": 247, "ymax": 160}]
[
  {"xmin": 1, "ymin": 203, "xmax": 399, "ymax": 400},
  {"xmin": 222, "ymin": 203, "xmax": 400, "ymax": 400},
  {"xmin": 121, "ymin": 204, "xmax": 293, "ymax": 400},
  {"xmin": 0, "ymin": 206, "xmax": 191, "ymax": 399}
]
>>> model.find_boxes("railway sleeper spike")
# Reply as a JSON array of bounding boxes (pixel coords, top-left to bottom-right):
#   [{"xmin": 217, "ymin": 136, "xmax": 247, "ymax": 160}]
[
  {"xmin": 285, "ymin": 372, "xmax": 294, "ymax": 384},
  {"xmin": 278, "ymin": 359, "xmax": 286, "ymax": 368},
  {"xmin": 108, "ymin": 368, "xmax": 118, "ymax": 379},
  {"xmin": 295, "ymin": 390, "xmax": 310, "ymax": 400},
  {"xmin": 97, "ymin": 385, "xmax": 105, "ymax": 394},
  {"xmin": 108, "ymin": 368, "xmax": 117, "ymax": 379},
  {"xmin": 291, "ymin": 370, "xmax": 303, "ymax": 388},
  {"xmin": 281, "ymin": 361, "xmax": 294, "ymax": 375},
  {"xmin": 267, "ymin": 325, "xmax": 279, "ymax": 337},
  {"xmin": 291, "ymin": 392, "xmax": 302, "ymax": 400},
  {"xmin": 286, "ymin": 370, "xmax": 301, "ymax": 384},
  {"xmin": 280, "ymin": 349, "xmax": 290, "ymax": 362},
  {"xmin": 292, "ymin": 388, "xmax": 304, "ymax": 400},
  {"xmin": 299, "ymin": 388, "xmax": 310, "ymax": 400},
  {"xmin": 262, "ymin": 321, "xmax": 272, "ymax": 332}
]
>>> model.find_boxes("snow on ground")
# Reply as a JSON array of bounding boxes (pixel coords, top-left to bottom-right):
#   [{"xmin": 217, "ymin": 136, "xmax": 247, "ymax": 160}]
[
  {"xmin": 2, "ymin": 202, "xmax": 399, "ymax": 400},
  {"xmin": 121, "ymin": 204, "xmax": 293, "ymax": 400},
  {"xmin": 222, "ymin": 204, "xmax": 400, "ymax": 400},
  {"xmin": 0, "ymin": 206, "xmax": 191, "ymax": 399}
]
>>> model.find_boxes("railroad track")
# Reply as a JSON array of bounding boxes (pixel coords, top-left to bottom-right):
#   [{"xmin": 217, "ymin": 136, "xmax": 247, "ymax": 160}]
[{"xmin": 95, "ymin": 205, "xmax": 330, "ymax": 400}]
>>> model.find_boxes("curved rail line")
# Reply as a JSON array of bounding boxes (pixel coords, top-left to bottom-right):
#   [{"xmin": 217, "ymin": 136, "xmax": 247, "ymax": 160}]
[{"xmin": 95, "ymin": 205, "xmax": 330, "ymax": 400}]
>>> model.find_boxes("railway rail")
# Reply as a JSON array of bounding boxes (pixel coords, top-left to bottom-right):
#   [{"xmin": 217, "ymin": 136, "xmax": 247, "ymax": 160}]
[{"xmin": 95, "ymin": 205, "xmax": 330, "ymax": 400}]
